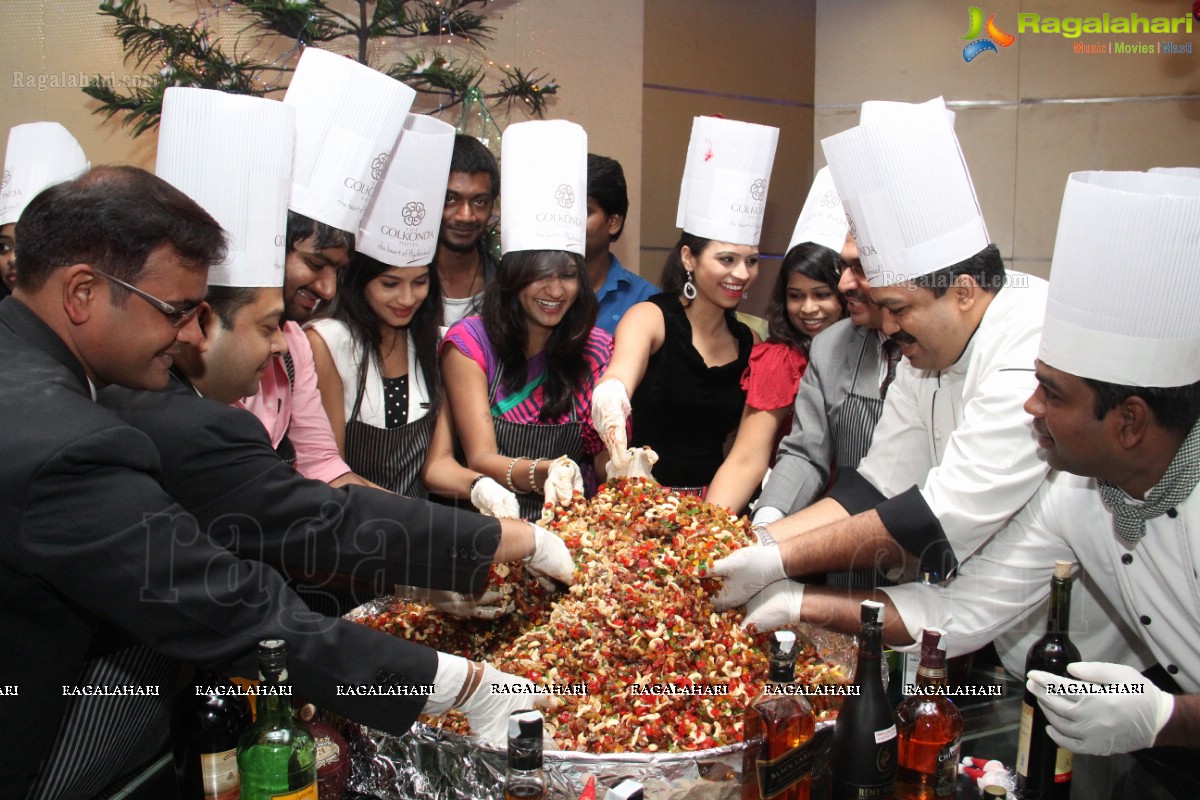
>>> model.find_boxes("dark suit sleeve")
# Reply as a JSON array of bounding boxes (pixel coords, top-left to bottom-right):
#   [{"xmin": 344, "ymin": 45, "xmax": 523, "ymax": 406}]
[
  {"xmin": 17, "ymin": 425, "xmax": 440, "ymax": 733},
  {"xmin": 103, "ymin": 389, "xmax": 501, "ymax": 597}
]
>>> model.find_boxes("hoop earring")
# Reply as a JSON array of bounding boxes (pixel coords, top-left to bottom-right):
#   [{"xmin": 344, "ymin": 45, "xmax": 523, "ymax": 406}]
[{"xmin": 682, "ymin": 271, "xmax": 698, "ymax": 301}]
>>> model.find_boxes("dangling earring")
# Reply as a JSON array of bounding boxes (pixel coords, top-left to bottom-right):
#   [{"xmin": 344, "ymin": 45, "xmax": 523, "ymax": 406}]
[{"xmin": 683, "ymin": 270, "xmax": 698, "ymax": 301}]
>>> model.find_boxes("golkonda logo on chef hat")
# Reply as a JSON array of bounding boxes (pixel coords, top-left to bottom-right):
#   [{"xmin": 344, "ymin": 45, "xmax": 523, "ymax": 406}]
[{"xmin": 962, "ymin": 7, "xmax": 1016, "ymax": 61}]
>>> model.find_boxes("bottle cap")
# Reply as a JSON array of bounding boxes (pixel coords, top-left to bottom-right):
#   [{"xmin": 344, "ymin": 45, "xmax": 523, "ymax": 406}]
[
  {"xmin": 1053, "ymin": 560, "xmax": 1074, "ymax": 579},
  {"xmin": 771, "ymin": 630, "xmax": 797, "ymax": 656},
  {"xmin": 983, "ymin": 785, "xmax": 1008, "ymax": 798},
  {"xmin": 607, "ymin": 779, "xmax": 645, "ymax": 800},
  {"xmin": 257, "ymin": 639, "xmax": 288, "ymax": 680},
  {"xmin": 508, "ymin": 709, "xmax": 543, "ymax": 741},
  {"xmin": 861, "ymin": 599, "xmax": 884, "ymax": 624}
]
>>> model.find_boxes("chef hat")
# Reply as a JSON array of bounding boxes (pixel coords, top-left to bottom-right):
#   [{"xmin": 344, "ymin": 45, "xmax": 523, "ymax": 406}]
[
  {"xmin": 822, "ymin": 96, "xmax": 988, "ymax": 287},
  {"xmin": 676, "ymin": 116, "xmax": 779, "ymax": 246},
  {"xmin": 357, "ymin": 115, "xmax": 455, "ymax": 267},
  {"xmin": 284, "ymin": 47, "xmax": 415, "ymax": 234},
  {"xmin": 156, "ymin": 87, "xmax": 295, "ymax": 287},
  {"xmin": 859, "ymin": 96, "xmax": 956, "ymax": 128},
  {"xmin": 1149, "ymin": 166, "xmax": 1200, "ymax": 181},
  {"xmin": 787, "ymin": 167, "xmax": 848, "ymax": 253},
  {"xmin": 1039, "ymin": 170, "xmax": 1200, "ymax": 387},
  {"xmin": 500, "ymin": 120, "xmax": 587, "ymax": 256},
  {"xmin": 0, "ymin": 122, "xmax": 89, "ymax": 226}
]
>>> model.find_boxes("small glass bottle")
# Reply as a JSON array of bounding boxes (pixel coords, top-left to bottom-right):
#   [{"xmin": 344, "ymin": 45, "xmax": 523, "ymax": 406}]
[
  {"xmin": 895, "ymin": 628, "xmax": 963, "ymax": 799},
  {"xmin": 170, "ymin": 669, "xmax": 251, "ymax": 800},
  {"xmin": 505, "ymin": 710, "xmax": 546, "ymax": 800},
  {"xmin": 1015, "ymin": 561, "xmax": 1080, "ymax": 800},
  {"xmin": 743, "ymin": 630, "xmax": 818, "ymax": 800},
  {"xmin": 295, "ymin": 702, "xmax": 349, "ymax": 800},
  {"xmin": 236, "ymin": 641, "xmax": 317, "ymax": 800},
  {"xmin": 831, "ymin": 599, "xmax": 898, "ymax": 799}
]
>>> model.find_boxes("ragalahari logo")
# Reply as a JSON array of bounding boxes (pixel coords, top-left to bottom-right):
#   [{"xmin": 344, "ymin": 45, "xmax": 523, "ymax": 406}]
[{"xmin": 962, "ymin": 7, "xmax": 1016, "ymax": 61}]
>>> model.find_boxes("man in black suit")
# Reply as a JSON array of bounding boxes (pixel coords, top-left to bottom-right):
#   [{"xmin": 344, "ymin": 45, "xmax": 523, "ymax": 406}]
[{"xmin": 1, "ymin": 167, "xmax": 568, "ymax": 798}]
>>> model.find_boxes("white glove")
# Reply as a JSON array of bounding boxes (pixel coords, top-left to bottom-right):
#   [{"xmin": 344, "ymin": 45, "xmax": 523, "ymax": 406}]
[
  {"xmin": 458, "ymin": 662, "xmax": 555, "ymax": 746},
  {"xmin": 741, "ymin": 579, "xmax": 805, "ymax": 631},
  {"xmin": 708, "ymin": 545, "xmax": 788, "ymax": 611},
  {"xmin": 542, "ymin": 456, "xmax": 583, "ymax": 510},
  {"xmin": 470, "ymin": 476, "xmax": 520, "ymax": 519},
  {"xmin": 591, "ymin": 380, "xmax": 631, "ymax": 469},
  {"xmin": 605, "ymin": 446, "xmax": 659, "ymax": 481},
  {"xmin": 394, "ymin": 586, "xmax": 514, "ymax": 620},
  {"xmin": 524, "ymin": 524, "xmax": 575, "ymax": 587},
  {"xmin": 1027, "ymin": 661, "xmax": 1175, "ymax": 755}
]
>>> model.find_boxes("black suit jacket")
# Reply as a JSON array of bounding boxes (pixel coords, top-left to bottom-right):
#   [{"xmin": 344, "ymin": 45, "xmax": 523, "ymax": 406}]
[{"xmin": 0, "ymin": 298, "xmax": 491, "ymax": 796}]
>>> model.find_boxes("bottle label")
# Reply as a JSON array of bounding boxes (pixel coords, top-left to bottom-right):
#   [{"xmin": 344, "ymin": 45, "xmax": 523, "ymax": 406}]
[
  {"xmin": 1015, "ymin": 701, "xmax": 1033, "ymax": 777},
  {"xmin": 935, "ymin": 738, "xmax": 962, "ymax": 795},
  {"xmin": 269, "ymin": 783, "xmax": 317, "ymax": 800},
  {"xmin": 1054, "ymin": 746, "xmax": 1073, "ymax": 782},
  {"xmin": 757, "ymin": 731, "xmax": 825, "ymax": 798},
  {"xmin": 873, "ymin": 724, "xmax": 896, "ymax": 744},
  {"xmin": 314, "ymin": 735, "xmax": 340, "ymax": 769},
  {"xmin": 199, "ymin": 748, "xmax": 239, "ymax": 800}
]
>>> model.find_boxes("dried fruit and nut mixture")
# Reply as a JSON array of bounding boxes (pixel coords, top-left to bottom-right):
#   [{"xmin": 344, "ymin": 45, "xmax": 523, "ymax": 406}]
[{"xmin": 358, "ymin": 478, "xmax": 848, "ymax": 752}]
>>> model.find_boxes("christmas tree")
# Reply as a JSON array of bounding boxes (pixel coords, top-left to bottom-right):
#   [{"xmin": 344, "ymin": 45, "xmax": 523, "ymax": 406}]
[{"xmin": 84, "ymin": 0, "xmax": 558, "ymax": 137}]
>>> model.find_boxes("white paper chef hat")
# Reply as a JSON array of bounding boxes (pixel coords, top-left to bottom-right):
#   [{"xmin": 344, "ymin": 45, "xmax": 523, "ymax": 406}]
[
  {"xmin": 284, "ymin": 47, "xmax": 416, "ymax": 234},
  {"xmin": 822, "ymin": 96, "xmax": 988, "ymax": 287},
  {"xmin": 500, "ymin": 120, "xmax": 587, "ymax": 256},
  {"xmin": 156, "ymin": 87, "xmax": 295, "ymax": 287},
  {"xmin": 1149, "ymin": 166, "xmax": 1200, "ymax": 181},
  {"xmin": 357, "ymin": 115, "xmax": 455, "ymax": 267},
  {"xmin": 859, "ymin": 96, "xmax": 957, "ymax": 128},
  {"xmin": 1039, "ymin": 171, "xmax": 1200, "ymax": 387},
  {"xmin": 676, "ymin": 116, "xmax": 779, "ymax": 246},
  {"xmin": 0, "ymin": 122, "xmax": 89, "ymax": 226},
  {"xmin": 787, "ymin": 167, "xmax": 848, "ymax": 253}
]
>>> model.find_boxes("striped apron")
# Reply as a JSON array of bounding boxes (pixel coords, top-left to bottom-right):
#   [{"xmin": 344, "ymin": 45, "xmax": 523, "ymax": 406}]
[
  {"xmin": 342, "ymin": 379, "xmax": 435, "ymax": 499},
  {"xmin": 488, "ymin": 367, "xmax": 585, "ymax": 521}
]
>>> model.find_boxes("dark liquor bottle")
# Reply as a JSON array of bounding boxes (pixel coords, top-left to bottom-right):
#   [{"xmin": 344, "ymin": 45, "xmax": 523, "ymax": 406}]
[
  {"xmin": 831, "ymin": 599, "xmax": 898, "ymax": 800},
  {"xmin": 171, "ymin": 669, "xmax": 252, "ymax": 800},
  {"xmin": 1015, "ymin": 561, "xmax": 1080, "ymax": 800},
  {"xmin": 895, "ymin": 628, "xmax": 963, "ymax": 799},
  {"xmin": 743, "ymin": 630, "xmax": 818, "ymax": 800},
  {"xmin": 236, "ymin": 641, "xmax": 317, "ymax": 800},
  {"xmin": 295, "ymin": 702, "xmax": 350, "ymax": 800},
  {"xmin": 505, "ymin": 710, "xmax": 546, "ymax": 800},
  {"xmin": 900, "ymin": 572, "xmax": 940, "ymax": 693}
]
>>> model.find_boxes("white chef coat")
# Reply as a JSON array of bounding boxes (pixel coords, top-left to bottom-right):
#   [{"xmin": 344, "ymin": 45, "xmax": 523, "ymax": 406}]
[
  {"xmin": 884, "ymin": 469, "xmax": 1177, "ymax": 683},
  {"xmin": 856, "ymin": 272, "xmax": 1051, "ymax": 562}
]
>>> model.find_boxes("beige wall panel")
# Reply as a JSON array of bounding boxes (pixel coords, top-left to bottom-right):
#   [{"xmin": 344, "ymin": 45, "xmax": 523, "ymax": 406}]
[
  {"xmin": 1013, "ymin": 98, "xmax": 1200, "ymax": 265},
  {"xmin": 1015, "ymin": 0, "xmax": 1199, "ymax": 99}
]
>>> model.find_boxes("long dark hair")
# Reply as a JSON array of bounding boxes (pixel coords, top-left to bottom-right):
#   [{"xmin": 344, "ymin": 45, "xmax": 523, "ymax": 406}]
[
  {"xmin": 765, "ymin": 242, "xmax": 844, "ymax": 351},
  {"xmin": 480, "ymin": 250, "xmax": 596, "ymax": 420},
  {"xmin": 330, "ymin": 252, "xmax": 443, "ymax": 411},
  {"xmin": 660, "ymin": 232, "xmax": 712, "ymax": 305}
]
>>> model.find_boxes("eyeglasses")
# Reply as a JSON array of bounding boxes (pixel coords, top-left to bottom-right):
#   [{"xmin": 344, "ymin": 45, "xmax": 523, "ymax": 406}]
[{"xmin": 92, "ymin": 267, "xmax": 202, "ymax": 328}]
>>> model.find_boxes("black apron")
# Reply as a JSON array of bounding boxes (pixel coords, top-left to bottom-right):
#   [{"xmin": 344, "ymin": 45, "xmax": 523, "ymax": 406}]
[
  {"xmin": 488, "ymin": 366, "xmax": 585, "ymax": 521},
  {"xmin": 343, "ymin": 373, "xmax": 434, "ymax": 499}
]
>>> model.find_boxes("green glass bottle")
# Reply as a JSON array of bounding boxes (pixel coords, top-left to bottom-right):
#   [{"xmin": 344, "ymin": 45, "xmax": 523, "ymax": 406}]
[{"xmin": 236, "ymin": 641, "xmax": 317, "ymax": 800}]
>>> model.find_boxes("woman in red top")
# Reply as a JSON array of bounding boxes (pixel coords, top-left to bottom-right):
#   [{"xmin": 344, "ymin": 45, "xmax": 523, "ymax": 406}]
[{"xmin": 706, "ymin": 242, "xmax": 845, "ymax": 514}]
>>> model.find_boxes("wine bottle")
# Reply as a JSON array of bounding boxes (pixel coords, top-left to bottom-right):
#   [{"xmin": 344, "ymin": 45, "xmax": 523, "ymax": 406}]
[
  {"xmin": 170, "ymin": 669, "xmax": 251, "ymax": 800},
  {"xmin": 295, "ymin": 702, "xmax": 350, "ymax": 800},
  {"xmin": 236, "ymin": 641, "xmax": 317, "ymax": 800},
  {"xmin": 742, "ymin": 630, "xmax": 818, "ymax": 800},
  {"xmin": 895, "ymin": 628, "xmax": 963, "ymax": 799},
  {"xmin": 831, "ymin": 599, "xmax": 898, "ymax": 799},
  {"xmin": 505, "ymin": 710, "xmax": 546, "ymax": 800},
  {"xmin": 1015, "ymin": 561, "xmax": 1080, "ymax": 800}
]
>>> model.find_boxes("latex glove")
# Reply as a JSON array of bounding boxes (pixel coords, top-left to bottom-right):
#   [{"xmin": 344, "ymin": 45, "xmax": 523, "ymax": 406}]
[
  {"xmin": 393, "ymin": 586, "xmax": 514, "ymax": 620},
  {"xmin": 741, "ymin": 579, "xmax": 805, "ymax": 631},
  {"xmin": 542, "ymin": 456, "xmax": 583, "ymax": 510},
  {"xmin": 708, "ymin": 545, "xmax": 788, "ymax": 611},
  {"xmin": 1027, "ymin": 661, "xmax": 1175, "ymax": 755},
  {"xmin": 458, "ymin": 662, "xmax": 556, "ymax": 746},
  {"xmin": 591, "ymin": 380, "xmax": 631, "ymax": 468},
  {"xmin": 524, "ymin": 523, "xmax": 575, "ymax": 587},
  {"xmin": 605, "ymin": 446, "xmax": 659, "ymax": 481},
  {"xmin": 470, "ymin": 476, "xmax": 520, "ymax": 519}
]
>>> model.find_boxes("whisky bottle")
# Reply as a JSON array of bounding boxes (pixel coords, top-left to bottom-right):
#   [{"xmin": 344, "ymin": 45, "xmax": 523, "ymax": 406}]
[
  {"xmin": 900, "ymin": 571, "xmax": 940, "ymax": 693},
  {"xmin": 895, "ymin": 628, "xmax": 963, "ymax": 799},
  {"xmin": 170, "ymin": 669, "xmax": 251, "ymax": 800},
  {"xmin": 236, "ymin": 641, "xmax": 317, "ymax": 800},
  {"xmin": 831, "ymin": 599, "xmax": 898, "ymax": 799},
  {"xmin": 505, "ymin": 710, "xmax": 546, "ymax": 800},
  {"xmin": 1015, "ymin": 561, "xmax": 1080, "ymax": 800},
  {"xmin": 743, "ymin": 630, "xmax": 818, "ymax": 800}
]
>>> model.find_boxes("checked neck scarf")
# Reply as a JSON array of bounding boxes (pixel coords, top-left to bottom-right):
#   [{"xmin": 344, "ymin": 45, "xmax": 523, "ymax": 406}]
[{"xmin": 1098, "ymin": 419, "xmax": 1200, "ymax": 545}]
